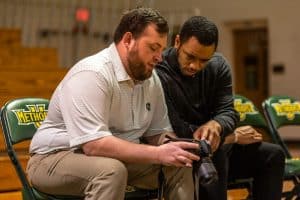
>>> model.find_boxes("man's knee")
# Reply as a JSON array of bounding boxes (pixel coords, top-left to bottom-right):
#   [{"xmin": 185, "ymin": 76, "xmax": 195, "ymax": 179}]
[
  {"xmin": 86, "ymin": 158, "xmax": 128, "ymax": 196},
  {"xmin": 164, "ymin": 166, "xmax": 193, "ymax": 184},
  {"xmin": 269, "ymin": 144, "xmax": 285, "ymax": 164},
  {"xmin": 163, "ymin": 167, "xmax": 194, "ymax": 200},
  {"xmin": 97, "ymin": 158, "xmax": 128, "ymax": 183},
  {"xmin": 261, "ymin": 143, "xmax": 285, "ymax": 167}
]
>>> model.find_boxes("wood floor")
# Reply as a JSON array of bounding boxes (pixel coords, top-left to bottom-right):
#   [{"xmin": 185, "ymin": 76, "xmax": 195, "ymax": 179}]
[
  {"xmin": 0, "ymin": 191, "xmax": 21, "ymax": 200},
  {"xmin": 228, "ymin": 180, "xmax": 297, "ymax": 200},
  {"xmin": 0, "ymin": 190, "xmax": 249, "ymax": 200},
  {"xmin": 0, "ymin": 183, "xmax": 295, "ymax": 200}
]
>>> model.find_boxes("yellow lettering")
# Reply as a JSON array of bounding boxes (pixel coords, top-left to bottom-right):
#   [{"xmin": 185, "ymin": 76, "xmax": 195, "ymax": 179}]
[
  {"xmin": 15, "ymin": 111, "xmax": 26, "ymax": 123},
  {"xmin": 272, "ymin": 100, "xmax": 300, "ymax": 120},
  {"xmin": 12, "ymin": 104, "xmax": 48, "ymax": 128}
]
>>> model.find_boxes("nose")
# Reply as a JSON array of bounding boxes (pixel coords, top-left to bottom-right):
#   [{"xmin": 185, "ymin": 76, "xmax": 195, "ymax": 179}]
[
  {"xmin": 154, "ymin": 52, "xmax": 162, "ymax": 63},
  {"xmin": 190, "ymin": 59, "xmax": 206, "ymax": 71}
]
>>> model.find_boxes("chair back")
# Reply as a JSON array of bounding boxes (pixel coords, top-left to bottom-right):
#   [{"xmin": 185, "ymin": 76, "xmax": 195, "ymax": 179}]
[
  {"xmin": 233, "ymin": 94, "xmax": 275, "ymax": 142},
  {"xmin": 0, "ymin": 97, "xmax": 49, "ymax": 200},
  {"xmin": 1, "ymin": 98, "xmax": 48, "ymax": 144},
  {"xmin": 263, "ymin": 95, "xmax": 300, "ymax": 128},
  {"xmin": 262, "ymin": 95, "xmax": 300, "ymax": 158}
]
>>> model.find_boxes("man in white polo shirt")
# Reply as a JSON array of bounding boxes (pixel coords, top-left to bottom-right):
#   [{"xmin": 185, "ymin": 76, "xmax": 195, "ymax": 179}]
[{"xmin": 27, "ymin": 7, "xmax": 199, "ymax": 200}]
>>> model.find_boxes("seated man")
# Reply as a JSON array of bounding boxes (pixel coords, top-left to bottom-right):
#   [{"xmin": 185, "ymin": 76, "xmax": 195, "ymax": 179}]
[
  {"xmin": 156, "ymin": 15, "xmax": 285, "ymax": 200},
  {"xmin": 224, "ymin": 125, "xmax": 285, "ymax": 199},
  {"xmin": 26, "ymin": 8, "xmax": 200, "ymax": 200}
]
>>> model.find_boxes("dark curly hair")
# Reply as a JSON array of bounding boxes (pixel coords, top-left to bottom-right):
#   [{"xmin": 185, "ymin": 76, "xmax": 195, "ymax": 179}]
[{"xmin": 179, "ymin": 16, "xmax": 218, "ymax": 49}]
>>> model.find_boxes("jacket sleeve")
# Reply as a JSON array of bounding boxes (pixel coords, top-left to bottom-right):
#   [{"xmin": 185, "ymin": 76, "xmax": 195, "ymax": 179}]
[{"xmin": 209, "ymin": 56, "xmax": 239, "ymax": 138}]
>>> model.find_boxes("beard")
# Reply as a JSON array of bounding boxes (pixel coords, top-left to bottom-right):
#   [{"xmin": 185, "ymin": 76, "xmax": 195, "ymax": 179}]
[{"xmin": 127, "ymin": 47, "xmax": 153, "ymax": 81}]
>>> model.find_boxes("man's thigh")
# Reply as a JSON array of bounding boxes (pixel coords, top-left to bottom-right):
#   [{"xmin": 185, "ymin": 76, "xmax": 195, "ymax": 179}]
[
  {"xmin": 228, "ymin": 142, "xmax": 279, "ymax": 179},
  {"xmin": 126, "ymin": 163, "xmax": 161, "ymax": 189},
  {"xmin": 27, "ymin": 150, "xmax": 127, "ymax": 196}
]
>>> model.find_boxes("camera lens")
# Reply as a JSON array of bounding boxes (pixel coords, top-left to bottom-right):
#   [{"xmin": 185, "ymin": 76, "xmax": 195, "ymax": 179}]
[{"xmin": 197, "ymin": 156, "xmax": 218, "ymax": 185}]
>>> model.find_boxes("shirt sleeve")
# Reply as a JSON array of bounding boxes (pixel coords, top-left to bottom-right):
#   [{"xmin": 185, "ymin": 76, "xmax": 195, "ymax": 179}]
[
  {"xmin": 143, "ymin": 73, "xmax": 173, "ymax": 137},
  {"xmin": 59, "ymin": 70, "xmax": 113, "ymax": 147}
]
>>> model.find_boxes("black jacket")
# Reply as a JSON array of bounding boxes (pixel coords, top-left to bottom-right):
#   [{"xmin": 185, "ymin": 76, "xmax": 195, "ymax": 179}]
[{"xmin": 156, "ymin": 47, "xmax": 239, "ymax": 140}]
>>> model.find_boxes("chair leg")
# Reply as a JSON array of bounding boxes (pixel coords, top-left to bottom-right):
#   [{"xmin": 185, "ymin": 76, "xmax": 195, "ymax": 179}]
[
  {"xmin": 283, "ymin": 184, "xmax": 300, "ymax": 200},
  {"xmin": 282, "ymin": 187, "xmax": 297, "ymax": 200},
  {"xmin": 245, "ymin": 181, "xmax": 253, "ymax": 200},
  {"xmin": 292, "ymin": 176, "xmax": 300, "ymax": 200},
  {"xmin": 245, "ymin": 191, "xmax": 253, "ymax": 200},
  {"xmin": 294, "ymin": 184, "xmax": 300, "ymax": 199}
]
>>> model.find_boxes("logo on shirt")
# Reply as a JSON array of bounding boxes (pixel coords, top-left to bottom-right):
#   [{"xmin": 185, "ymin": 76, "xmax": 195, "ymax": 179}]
[
  {"xmin": 271, "ymin": 99, "xmax": 300, "ymax": 120},
  {"xmin": 146, "ymin": 102, "xmax": 151, "ymax": 111},
  {"xmin": 12, "ymin": 104, "xmax": 48, "ymax": 128}
]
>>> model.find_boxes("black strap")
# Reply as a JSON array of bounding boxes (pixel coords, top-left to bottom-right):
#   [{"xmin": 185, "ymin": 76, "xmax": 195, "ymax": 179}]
[
  {"xmin": 164, "ymin": 134, "xmax": 198, "ymax": 143},
  {"xmin": 193, "ymin": 165, "xmax": 200, "ymax": 200},
  {"xmin": 161, "ymin": 135, "xmax": 200, "ymax": 200},
  {"xmin": 157, "ymin": 166, "xmax": 164, "ymax": 200}
]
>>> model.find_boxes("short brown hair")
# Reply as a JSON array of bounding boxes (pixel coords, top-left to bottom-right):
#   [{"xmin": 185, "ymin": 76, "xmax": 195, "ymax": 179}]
[{"xmin": 113, "ymin": 7, "xmax": 169, "ymax": 43}]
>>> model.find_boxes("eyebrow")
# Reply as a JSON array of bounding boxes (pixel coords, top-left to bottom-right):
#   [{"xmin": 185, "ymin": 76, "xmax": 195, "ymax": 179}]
[
  {"xmin": 182, "ymin": 49, "xmax": 195, "ymax": 58},
  {"xmin": 153, "ymin": 43, "xmax": 164, "ymax": 49},
  {"xmin": 199, "ymin": 58, "xmax": 210, "ymax": 62},
  {"xmin": 149, "ymin": 42, "xmax": 166, "ymax": 51},
  {"xmin": 182, "ymin": 49, "xmax": 210, "ymax": 62}
]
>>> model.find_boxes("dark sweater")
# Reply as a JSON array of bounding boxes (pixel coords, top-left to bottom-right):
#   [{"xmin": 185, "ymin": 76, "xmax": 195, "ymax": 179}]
[{"xmin": 156, "ymin": 47, "xmax": 239, "ymax": 140}]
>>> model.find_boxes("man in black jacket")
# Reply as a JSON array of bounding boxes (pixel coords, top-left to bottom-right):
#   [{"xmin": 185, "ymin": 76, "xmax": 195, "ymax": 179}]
[{"xmin": 156, "ymin": 16, "xmax": 285, "ymax": 200}]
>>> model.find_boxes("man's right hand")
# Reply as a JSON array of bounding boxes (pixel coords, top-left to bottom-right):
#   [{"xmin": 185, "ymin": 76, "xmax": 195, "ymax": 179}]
[
  {"xmin": 156, "ymin": 142, "xmax": 200, "ymax": 167},
  {"xmin": 234, "ymin": 126, "xmax": 263, "ymax": 145}
]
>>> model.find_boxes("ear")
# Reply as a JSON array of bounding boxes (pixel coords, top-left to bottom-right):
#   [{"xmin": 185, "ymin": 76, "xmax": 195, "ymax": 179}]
[
  {"xmin": 174, "ymin": 34, "xmax": 180, "ymax": 48},
  {"xmin": 122, "ymin": 32, "xmax": 133, "ymax": 49}
]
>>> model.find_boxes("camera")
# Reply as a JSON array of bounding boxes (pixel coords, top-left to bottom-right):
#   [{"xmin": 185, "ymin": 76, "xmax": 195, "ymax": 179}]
[
  {"xmin": 164, "ymin": 136, "xmax": 218, "ymax": 186},
  {"xmin": 192, "ymin": 139, "xmax": 218, "ymax": 186}
]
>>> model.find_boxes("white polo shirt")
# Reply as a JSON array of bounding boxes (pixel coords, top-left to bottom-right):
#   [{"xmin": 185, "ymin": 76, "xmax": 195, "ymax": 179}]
[{"xmin": 30, "ymin": 43, "xmax": 172, "ymax": 154}]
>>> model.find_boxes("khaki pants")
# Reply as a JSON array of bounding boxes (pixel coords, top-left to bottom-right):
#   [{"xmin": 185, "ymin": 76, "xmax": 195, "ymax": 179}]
[{"xmin": 27, "ymin": 150, "xmax": 194, "ymax": 200}]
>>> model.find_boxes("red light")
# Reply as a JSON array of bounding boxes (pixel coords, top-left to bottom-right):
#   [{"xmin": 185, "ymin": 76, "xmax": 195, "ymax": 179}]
[{"xmin": 76, "ymin": 8, "xmax": 90, "ymax": 23}]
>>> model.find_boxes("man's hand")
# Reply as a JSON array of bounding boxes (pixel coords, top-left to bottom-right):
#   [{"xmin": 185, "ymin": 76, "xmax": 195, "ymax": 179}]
[
  {"xmin": 157, "ymin": 142, "xmax": 200, "ymax": 167},
  {"xmin": 192, "ymin": 120, "xmax": 221, "ymax": 152},
  {"xmin": 234, "ymin": 126, "xmax": 262, "ymax": 145}
]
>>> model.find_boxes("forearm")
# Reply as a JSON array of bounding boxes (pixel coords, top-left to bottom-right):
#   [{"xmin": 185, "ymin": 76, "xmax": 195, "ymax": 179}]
[
  {"xmin": 223, "ymin": 134, "xmax": 235, "ymax": 144},
  {"xmin": 214, "ymin": 112, "xmax": 238, "ymax": 138},
  {"xmin": 213, "ymin": 92, "xmax": 239, "ymax": 138},
  {"xmin": 213, "ymin": 59, "xmax": 239, "ymax": 137},
  {"xmin": 82, "ymin": 135, "xmax": 160, "ymax": 164}
]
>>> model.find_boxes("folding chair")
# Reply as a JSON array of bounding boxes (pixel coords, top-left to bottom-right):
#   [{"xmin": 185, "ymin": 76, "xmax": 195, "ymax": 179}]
[
  {"xmin": 263, "ymin": 95, "xmax": 300, "ymax": 200},
  {"xmin": 0, "ymin": 97, "xmax": 157, "ymax": 200},
  {"xmin": 227, "ymin": 94, "xmax": 272, "ymax": 199}
]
